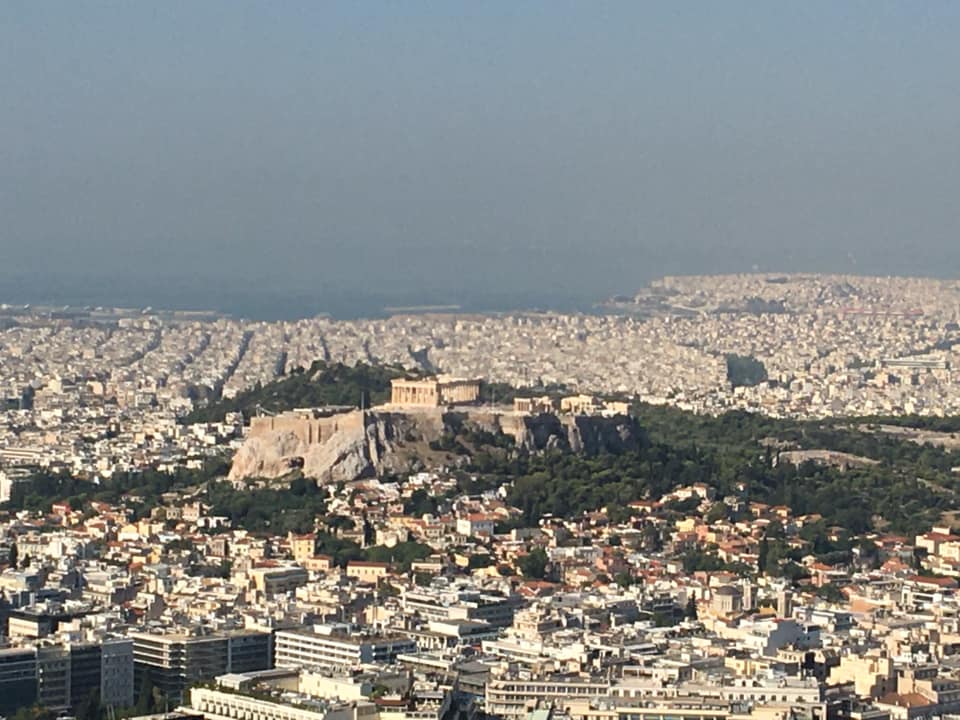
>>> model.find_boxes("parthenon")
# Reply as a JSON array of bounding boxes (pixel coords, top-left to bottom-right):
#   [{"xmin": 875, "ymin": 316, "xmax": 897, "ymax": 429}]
[{"xmin": 390, "ymin": 375, "xmax": 482, "ymax": 407}]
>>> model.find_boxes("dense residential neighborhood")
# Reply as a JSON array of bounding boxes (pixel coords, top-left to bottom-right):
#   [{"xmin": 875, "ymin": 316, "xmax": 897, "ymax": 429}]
[{"xmin": 3, "ymin": 468, "xmax": 960, "ymax": 720}]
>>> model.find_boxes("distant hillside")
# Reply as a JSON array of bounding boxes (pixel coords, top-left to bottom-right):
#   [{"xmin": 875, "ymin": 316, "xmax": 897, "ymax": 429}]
[{"xmin": 182, "ymin": 361, "xmax": 410, "ymax": 424}]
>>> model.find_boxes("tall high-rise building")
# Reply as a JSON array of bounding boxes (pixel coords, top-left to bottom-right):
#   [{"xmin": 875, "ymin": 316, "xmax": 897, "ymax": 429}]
[{"xmin": 0, "ymin": 639, "xmax": 133, "ymax": 715}]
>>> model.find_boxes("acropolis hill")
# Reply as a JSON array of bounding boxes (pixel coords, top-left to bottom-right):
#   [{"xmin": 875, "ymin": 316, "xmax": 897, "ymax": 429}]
[
  {"xmin": 6, "ymin": 273, "xmax": 960, "ymax": 486},
  {"xmin": 230, "ymin": 377, "xmax": 640, "ymax": 483}
]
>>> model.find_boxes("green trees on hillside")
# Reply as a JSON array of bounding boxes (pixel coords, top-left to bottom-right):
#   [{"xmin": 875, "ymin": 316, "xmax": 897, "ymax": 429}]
[
  {"xmin": 8, "ymin": 379, "xmax": 960, "ymax": 544},
  {"xmin": 206, "ymin": 476, "xmax": 328, "ymax": 533},
  {"xmin": 518, "ymin": 548, "xmax": 549, "ymax": 579},
  {"xmin": 183, "ymin": 361, "xmax": 409, "ymax": 424},
  {"xmin": 364, "ymin": 541, "xmax": 432, "ymax": 572},
  {"xmin": 477, "ymin": 405, "xmax": 958, "ymax": 536},
  {"xmin": 3, "ymin": 459, "xmax": 229, "ymax": 515}
]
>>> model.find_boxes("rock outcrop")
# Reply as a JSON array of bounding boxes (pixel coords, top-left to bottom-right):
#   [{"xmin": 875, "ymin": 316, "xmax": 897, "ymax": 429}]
[
  {"xmin": 230, "ymin": 411, "xmax": 399, "ymax": 484},
  {"xmin": 484, "ymin": 411, "xmax": 643, "ymax": 454},
  {"xmin": 228, "ymin": 408, "xmax": 644, "ymax": 484}
]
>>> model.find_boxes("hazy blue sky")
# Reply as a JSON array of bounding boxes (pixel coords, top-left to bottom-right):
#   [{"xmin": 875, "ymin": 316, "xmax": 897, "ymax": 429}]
[{"xmin": 2, "ymin": 2, "xmax": 960, "ymax": 316}]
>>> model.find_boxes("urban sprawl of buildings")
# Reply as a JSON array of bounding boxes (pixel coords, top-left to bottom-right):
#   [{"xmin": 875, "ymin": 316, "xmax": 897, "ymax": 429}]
[
  {"xmin": 0, "ymin": 274, "xmax": 960, "ymax": 720},
  {"xmin": 2, "ymin": 472, "xmax": 960, "ymax": 720},
  {"xmin": 2, "ymin": 274, "xmax": 960, "ymax": 480}
]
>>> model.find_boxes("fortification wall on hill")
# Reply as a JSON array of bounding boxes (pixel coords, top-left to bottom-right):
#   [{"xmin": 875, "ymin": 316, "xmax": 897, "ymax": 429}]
[{"xmin": 248, "ymin": 409, "xmax": 365, "ymax": 446}]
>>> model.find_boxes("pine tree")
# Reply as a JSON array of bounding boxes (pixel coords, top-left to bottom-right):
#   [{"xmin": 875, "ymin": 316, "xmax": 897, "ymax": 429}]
[{"xmin": 758, "ymin": 536, "xmax": 769, "ymax": 575}]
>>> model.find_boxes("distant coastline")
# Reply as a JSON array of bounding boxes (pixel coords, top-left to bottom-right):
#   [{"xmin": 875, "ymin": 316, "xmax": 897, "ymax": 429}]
[
  {"xmin": 3, "ymin": 270, "xmax": 958, "ymax": 323},
  {"xmin": 0, "ymin": 277, "xmax": 602, "ymax": 322}
]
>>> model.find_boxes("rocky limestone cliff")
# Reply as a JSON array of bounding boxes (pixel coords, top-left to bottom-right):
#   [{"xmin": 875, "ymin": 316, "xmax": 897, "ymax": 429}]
[
  {"xmin": 228, "ymin": 409, "xmax": 644, "ymax": 484},
  {"xmin": 483, "ymin": 411, "xmax": 643, "ymax": 454}
]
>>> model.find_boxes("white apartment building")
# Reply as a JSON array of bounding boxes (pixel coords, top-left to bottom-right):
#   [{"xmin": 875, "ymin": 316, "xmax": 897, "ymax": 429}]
[
  {"xmin": 189, "ymin": 686, "xmax": 377, "ymax": 720},
  {"xmin": 274, "ymin": 629, "xmax": 416, "ymax": 670}
]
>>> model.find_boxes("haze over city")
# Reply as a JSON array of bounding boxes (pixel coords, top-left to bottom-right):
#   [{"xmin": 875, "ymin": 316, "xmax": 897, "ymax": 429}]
[{"xmin": 3, "ymin": 2, "xmax": 960, "ymax": 317}]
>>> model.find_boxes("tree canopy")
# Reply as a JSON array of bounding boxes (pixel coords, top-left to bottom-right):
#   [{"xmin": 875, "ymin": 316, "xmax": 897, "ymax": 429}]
[
  {"xmin": 725, "ymin": 354, "xmax": 768, "ymax": 388},
  {"xmin": 182, "ymin": 360, "xmax": 408, "ymax": 424}
]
